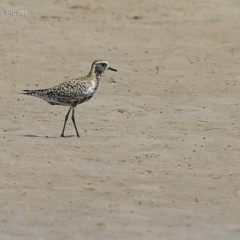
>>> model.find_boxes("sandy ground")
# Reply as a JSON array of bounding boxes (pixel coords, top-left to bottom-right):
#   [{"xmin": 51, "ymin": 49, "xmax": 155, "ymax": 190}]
[{"xmin": 1, "ymin": 0, "xmax": 240, "ymax": 239}]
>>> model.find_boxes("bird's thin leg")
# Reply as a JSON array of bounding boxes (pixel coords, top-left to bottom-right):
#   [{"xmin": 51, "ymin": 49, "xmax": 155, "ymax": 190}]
[
  {"xmin": 71, "ymin": 108, "xmax": 80, "ymax": 137},
  {"xmin": 61, "ymin": 107, "xmax": 71, "ymax": 137}
]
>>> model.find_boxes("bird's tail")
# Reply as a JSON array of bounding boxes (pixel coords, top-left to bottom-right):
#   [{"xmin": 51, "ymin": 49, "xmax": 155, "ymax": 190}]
[
  {"xmin": 21, "ymin": 89, "xmax": 47, "ymax": 97},
  {"xmin": 22, "ymin": 89, "xmax": 32, "ymax": 94}
]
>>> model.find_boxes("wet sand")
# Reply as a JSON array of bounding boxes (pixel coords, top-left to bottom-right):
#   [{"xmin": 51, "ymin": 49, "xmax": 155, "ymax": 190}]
[{"xmin": 1, "ymin": 0, "xmax": 240, "ymax": 239}]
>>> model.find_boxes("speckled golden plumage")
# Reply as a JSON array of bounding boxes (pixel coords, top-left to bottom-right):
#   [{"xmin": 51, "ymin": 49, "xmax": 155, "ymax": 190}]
[{"xmin": 22, "ymin": 60, "xmax": 117, "ymax": 137}]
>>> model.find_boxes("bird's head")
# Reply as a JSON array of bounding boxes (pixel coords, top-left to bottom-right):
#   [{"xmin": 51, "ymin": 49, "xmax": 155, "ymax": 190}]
[{"xmin": 91, "ymin": 60, "xmax": 117, "ymax": 75}]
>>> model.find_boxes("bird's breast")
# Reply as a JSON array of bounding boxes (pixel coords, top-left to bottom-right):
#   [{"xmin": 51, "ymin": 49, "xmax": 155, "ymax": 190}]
[{"xmin": 86, "ymin": 80, "xmax": 99, "ymax": 95}]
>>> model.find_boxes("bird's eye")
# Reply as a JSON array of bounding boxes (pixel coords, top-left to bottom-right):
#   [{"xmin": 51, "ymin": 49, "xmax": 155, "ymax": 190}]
[{"xmin": 101, "ymin": 63, "xmax": 106, "ymax": 67}]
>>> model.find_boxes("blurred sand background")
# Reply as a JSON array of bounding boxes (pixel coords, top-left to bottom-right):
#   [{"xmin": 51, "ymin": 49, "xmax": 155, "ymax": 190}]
[{"xmin": 0, "ymin": 0, "xmax": 240, "ymax": 239}]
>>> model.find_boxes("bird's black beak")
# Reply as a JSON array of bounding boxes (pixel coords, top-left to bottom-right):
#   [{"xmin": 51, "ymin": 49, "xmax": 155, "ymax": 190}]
[{"xmin": 107, "ymin": 66, "xmax": 117, "ymax": 72}]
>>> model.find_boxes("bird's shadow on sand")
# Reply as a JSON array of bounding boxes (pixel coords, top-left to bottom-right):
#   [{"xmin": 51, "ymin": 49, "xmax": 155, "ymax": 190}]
[{"xmin": 22, "ymin": 134, "xmax": 76, "ymax": 138}]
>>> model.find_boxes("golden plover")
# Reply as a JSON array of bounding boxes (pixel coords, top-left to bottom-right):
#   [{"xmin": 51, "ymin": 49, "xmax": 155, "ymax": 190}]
[{"xmin": 22, "ymin": 60, "xmax": 117, "ymax": 137}]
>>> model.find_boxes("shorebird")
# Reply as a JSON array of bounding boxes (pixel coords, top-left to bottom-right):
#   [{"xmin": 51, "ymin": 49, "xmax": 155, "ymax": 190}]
[{"xmin": 22, "ymin": 60, "xmax": 117, "ymax": 137}]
